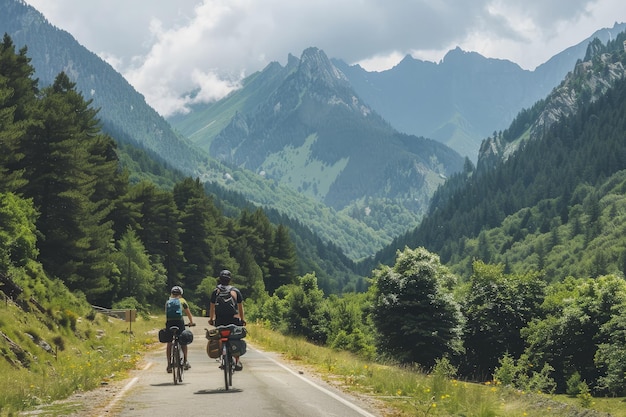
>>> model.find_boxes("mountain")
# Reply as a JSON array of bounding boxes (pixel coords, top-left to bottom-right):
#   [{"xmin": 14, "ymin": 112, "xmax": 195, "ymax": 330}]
[
  {"xmin": 362, "ymin": 29, "xmax": 626, "ymax": 279},
  {"xmin": 477, "ymin": 32, "xmax": 626, "ymax": 171},
  {"xmin": 198, "ymin": 47, "xmax": 464, "ymax": 210},
  {"xmin": 0, "ymin": 0, "xmax": 210, "ymax": 176},
  {"xmin": 0, "ymin": 0, "xmax": 399, "ymax": 260},
  {"xmin": 333, "ymin": 22, "xmax": 626, "ymax": 161},
  {"xmin": 7, "ymin": 0, "xmax": 624, "ymax": 263}
]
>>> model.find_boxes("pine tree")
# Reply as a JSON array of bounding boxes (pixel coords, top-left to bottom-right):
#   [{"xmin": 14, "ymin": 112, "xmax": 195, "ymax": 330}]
[
  {"xmin": 113, "ymin": 227, "xmax": 166, "ymax": 306},
  {"xmin": 129, "ymin": 181, "xmax": 183, "ymax": 290},
  {"xmin": 267, "ymin": 224, "xmax": 297, "ymax": 294},
  {"xmin": 0, "ymin": 34, "xmax": 38, "ymax": 193},
  {"xmin": 19, "ymin": 72, "xmax": 119, "ymax": 303}
]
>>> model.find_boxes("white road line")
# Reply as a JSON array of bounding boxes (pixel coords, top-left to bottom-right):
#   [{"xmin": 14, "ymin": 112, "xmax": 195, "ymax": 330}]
[
  {"xmin": 96, "ymin": 362, "xmax": 151, "ymax": 417},
  {"xmin": 254, "ymin": 348, "xmax": 378, "ymax": 417}
]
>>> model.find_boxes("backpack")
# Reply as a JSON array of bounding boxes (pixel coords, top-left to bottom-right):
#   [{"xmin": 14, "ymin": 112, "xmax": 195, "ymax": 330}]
[
  {"xmin": 214, "ymin": 286, "xmax": 237, "ymax": 317},
  {"xmin": 166, "ymin": 298, "xmax": 182, "ymax": 319}
]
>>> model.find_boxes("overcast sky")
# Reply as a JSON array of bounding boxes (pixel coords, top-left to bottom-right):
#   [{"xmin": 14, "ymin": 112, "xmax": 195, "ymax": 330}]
[{"xmin": 23, "ymin": 0, "xmax": 626, "ymax": 118}]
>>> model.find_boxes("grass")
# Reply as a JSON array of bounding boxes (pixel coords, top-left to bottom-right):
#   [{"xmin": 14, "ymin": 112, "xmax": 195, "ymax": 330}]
[
  {"xmin": 4, "ymin": 310, "xmax": 625, "ymax": 417},
  {"xmin": 0, "ymin": 299, "xmax": 157, "ymax": 417},
  {"xmin": 247, "ymin": 322, "xmax": 626, "ymax": 417}
]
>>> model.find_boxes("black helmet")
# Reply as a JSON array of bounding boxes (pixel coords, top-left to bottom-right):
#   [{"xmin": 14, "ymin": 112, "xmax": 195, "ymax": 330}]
[
  {"xmin": 171, "ymin": 285, "xmax": 183, "ymax": 295},
  {"xmin": 218, "ymin": 269, "xmax": 232, "ymax": 284}
]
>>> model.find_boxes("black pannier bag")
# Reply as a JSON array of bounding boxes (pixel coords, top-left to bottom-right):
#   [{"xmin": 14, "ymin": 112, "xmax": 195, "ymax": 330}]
[
  {"xmin": 229, "ymin": 339, "xmax": 247, "ymax": 357},
  {"xmin": 179, "ymin": 329, "xmax": 194, "ymax": 345},
  {"xmin": 158, "ymin": 328, "xmax": 172, "ymax": 343}
]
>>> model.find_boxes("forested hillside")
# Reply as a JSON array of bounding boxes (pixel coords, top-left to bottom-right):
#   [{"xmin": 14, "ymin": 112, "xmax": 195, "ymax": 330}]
[
  {"xmin": 0, "ymin": 0, "xmax": 395, "ymax": 262},
  {"xmin": 368, "ymin": 31, "xmax": 626, "ymax": 281},
  {"xmin": 0, "ymin": 34, "xmax": 309, "ymax": 309}
]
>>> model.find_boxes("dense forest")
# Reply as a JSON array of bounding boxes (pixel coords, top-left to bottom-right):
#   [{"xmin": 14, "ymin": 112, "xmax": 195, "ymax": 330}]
[
  {"xmin": 4, "ymin": 31, "xmax": 626, "ymax": 399},
  {"xmin": 368, "ymin": 30, "xmax": 626, "ymax": 280},
  {"xmin": 0, "ymin": 33, "xmax": 300, "ymax": 309}
]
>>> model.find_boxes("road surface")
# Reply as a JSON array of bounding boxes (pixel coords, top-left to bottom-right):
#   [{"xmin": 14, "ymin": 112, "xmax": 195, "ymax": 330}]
[{"xmin": 99, "ymin": 325, "xmax": 383, "ymax": 417}]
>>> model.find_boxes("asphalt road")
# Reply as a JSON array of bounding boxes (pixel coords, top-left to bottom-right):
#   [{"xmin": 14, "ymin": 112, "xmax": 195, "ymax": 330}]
[{"xmin": 99, "ymin": 325, "xmax": 382, "ymax": 417}]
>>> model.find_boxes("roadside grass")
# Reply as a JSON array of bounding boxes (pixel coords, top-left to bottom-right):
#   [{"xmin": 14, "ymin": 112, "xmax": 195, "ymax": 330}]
[
  {"xmin": 0, "ymin": 300, "xmax": 157, "ymax": 417},
  {"xmin": 247, "ymin": 323, "xmax": 626, "ymax": 417},
  {"xmin": 5, "ymin": 311, "xmax": 625, "ymax": 417}
]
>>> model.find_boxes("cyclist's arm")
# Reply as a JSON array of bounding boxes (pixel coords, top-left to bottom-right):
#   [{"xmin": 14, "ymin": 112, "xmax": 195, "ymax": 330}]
[
  {"xmin": 208, "ymin": 302, "xmax": 215, "ymax": 325},
  {"xmin": 237, "ymin": 302, "xmax": 245, "ymax": 324},
  {"xmin": 184, "ymin": 306, "xmax": 194, "ymax": 325}
]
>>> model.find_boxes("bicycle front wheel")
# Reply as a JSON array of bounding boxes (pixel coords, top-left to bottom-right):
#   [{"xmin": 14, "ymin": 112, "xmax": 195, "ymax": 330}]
[
  {"xmin": 173, "ymin": 343, "xmax": 182, "ymax": 385},
  {"xmin": 177, "ymin": 344, "xmax": 184, "ymax": 383},
  {"xmin": 222, "ymin": 344, "xmax": 233, "ymax": 390}
]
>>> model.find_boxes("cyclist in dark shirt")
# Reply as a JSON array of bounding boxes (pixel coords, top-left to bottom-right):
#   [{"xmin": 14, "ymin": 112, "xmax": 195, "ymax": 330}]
[{"xmin": 208, "ymin": 270, "xmax": 245, "ymax": 370}]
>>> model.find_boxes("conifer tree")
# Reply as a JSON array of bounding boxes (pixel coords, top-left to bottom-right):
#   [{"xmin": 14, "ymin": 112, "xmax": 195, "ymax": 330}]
[
  {"xmin": 0, "ymin": 79, "xmax": 25, "ymax": 192},
  {"xmin": 113, "ymin": 227, "xmax": 165, "ymax": 306},
  {"xmin": 0, "ymin": 34, "xmax": 38, "ymax": 193},
  {"xmin": 267, "ymin": 224, "xmax": 297, "ymax": 294},
  {"xmin": 0, "ymin": 34, "xmax": 38, "ymax": 121},
  {"xmin": 129, "ymin": 181, "xmax": 183, "ymax": 290},
  {"xmin": 19, "ymin": 72, "xmax": 119, "ymax": 303}
]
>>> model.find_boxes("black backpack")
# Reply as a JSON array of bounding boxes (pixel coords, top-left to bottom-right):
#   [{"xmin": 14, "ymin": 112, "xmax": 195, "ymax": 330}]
[{"xmin": 214, "ymin": 286, "xmax": 237, "ymax": 317}]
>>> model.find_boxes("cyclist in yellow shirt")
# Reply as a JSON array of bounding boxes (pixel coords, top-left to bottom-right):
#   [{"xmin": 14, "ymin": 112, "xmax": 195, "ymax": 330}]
[{"xmin": 165, "ymin": 286, "xmax": 194, "ymax": 372}]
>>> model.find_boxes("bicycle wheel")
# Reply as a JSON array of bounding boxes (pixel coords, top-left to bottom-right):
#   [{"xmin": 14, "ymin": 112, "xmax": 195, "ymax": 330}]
[
  {"xmin": 228, "ymin": 353, "xmax": 234, "ymax": 387},
  {"xmin": 172, "ymin": 343, "xmax": 181, "ymax": 385},
  {"xmin": 222, "ymin": 344, "xmax": 232, "ymax": 390},
  {"xmin": 177, "ymin": 344, "xmax": 184, "ymax": 383}
]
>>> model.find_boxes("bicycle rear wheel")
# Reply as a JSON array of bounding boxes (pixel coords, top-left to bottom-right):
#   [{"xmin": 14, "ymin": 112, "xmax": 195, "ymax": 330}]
[{"xmin": 228, "ymin": 354, "xmax": 234, "ymax": 387}]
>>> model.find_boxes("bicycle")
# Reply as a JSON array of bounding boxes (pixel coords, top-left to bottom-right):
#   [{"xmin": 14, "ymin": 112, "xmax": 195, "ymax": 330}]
[
  {"xmin": 169, "ymin": 322, "xmax": 194, "ymax": 385},
  {"xmin": 215, "ymin": 324, "xmax": 246, "ymax": 390}
]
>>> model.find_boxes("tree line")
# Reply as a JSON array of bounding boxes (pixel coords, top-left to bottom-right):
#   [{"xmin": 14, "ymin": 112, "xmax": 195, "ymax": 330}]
[{"xmin": 0, "ymin": 33, "xmax": 298, "ymax": 309}]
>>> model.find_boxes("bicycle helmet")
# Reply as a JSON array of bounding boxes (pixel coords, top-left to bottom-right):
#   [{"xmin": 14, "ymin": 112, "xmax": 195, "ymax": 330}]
[
  {"xmin": 218, "ymin": 269, "xmax": 232, "ymax": 284},
  {"xmin": 171, "ymin": 285, "xmax": 183, "ymax": 295}
]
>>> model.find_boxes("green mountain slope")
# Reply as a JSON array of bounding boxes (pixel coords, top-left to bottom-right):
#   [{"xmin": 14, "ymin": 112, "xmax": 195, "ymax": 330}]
[
  {"xmin": 171, "ymin": 47, "xmax": 465, "ymax": 254},
  {"xmin": 0, "ymin": 0, "xmax": 398, "ymax": 260},
  {"xmin": 174, "ymin": 47, "xmax": 464, "ymax": 211},
  {"xmin": 365, "ymin": 33, "xmax": 626, "ymax": 279}
]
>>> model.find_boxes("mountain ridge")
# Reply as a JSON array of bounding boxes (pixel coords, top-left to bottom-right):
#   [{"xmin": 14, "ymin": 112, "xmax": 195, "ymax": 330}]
[
  {"xmin": 196, "ymin": 47, "xmax": 464, "ymax": 213},
  {"xmin": 332, "ymin": 22, "xmax": 626, "ymax": 161}
]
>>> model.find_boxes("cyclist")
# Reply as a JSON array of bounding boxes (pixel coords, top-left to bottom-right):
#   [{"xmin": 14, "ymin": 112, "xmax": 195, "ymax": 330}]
[
  {"xmin": 208, "ymin": 270, "xmax": 246, "ymax": 370},
  {"xmin": 165, "ymin": 285, "xmax": 194, "ymax": 373}
]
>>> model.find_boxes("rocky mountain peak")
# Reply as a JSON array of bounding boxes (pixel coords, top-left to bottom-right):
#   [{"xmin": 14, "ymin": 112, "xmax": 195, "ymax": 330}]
[
  {"xmin": 476, "ymin": 50, "xmax": 626, "ymax": 172},
  {"xmin": 297, "ymin": 47, "xmax": 349, "ymax": 86}
]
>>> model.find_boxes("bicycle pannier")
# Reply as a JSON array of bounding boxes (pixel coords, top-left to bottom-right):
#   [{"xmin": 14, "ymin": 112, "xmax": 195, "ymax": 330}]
[
  {"xmin": 230, "ymin": 325, "xmax": 247, "ymax": 339},
  {"xmin": 205, "ymin": 328, "xmax": 220, "ymax": 340},
  {"xmin": 229, "ymin": 339, "xmax": 247, "ymax": 357},
  {"xmin": 207, "ymin": 339, "xmax": 220, "ymax": 358},
  {"xmin": 179, "ymin": 329, "xmax": 194, "ymax": 345},
  {"xmin": 158, "ymin": 328, "xmax": 172, "ymax": 343}
]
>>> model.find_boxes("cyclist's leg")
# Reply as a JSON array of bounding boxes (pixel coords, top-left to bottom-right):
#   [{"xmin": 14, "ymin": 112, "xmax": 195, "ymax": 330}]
[
  {"xmin": 165, "ymin": 320, "xmax": 180, "ymax": 372},
  {"xmin": 182, "ymin": 344, "xmax": 190, "ymax": 369},
  {"xmin": 166, "ymin": 341, "xmax": 173, "ymax": 372}
]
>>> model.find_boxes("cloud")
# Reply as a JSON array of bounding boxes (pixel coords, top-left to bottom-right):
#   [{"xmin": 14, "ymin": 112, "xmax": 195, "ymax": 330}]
[{"xmin": 23, "ymin": 0, "xmax": 626, "ymax": 117}]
